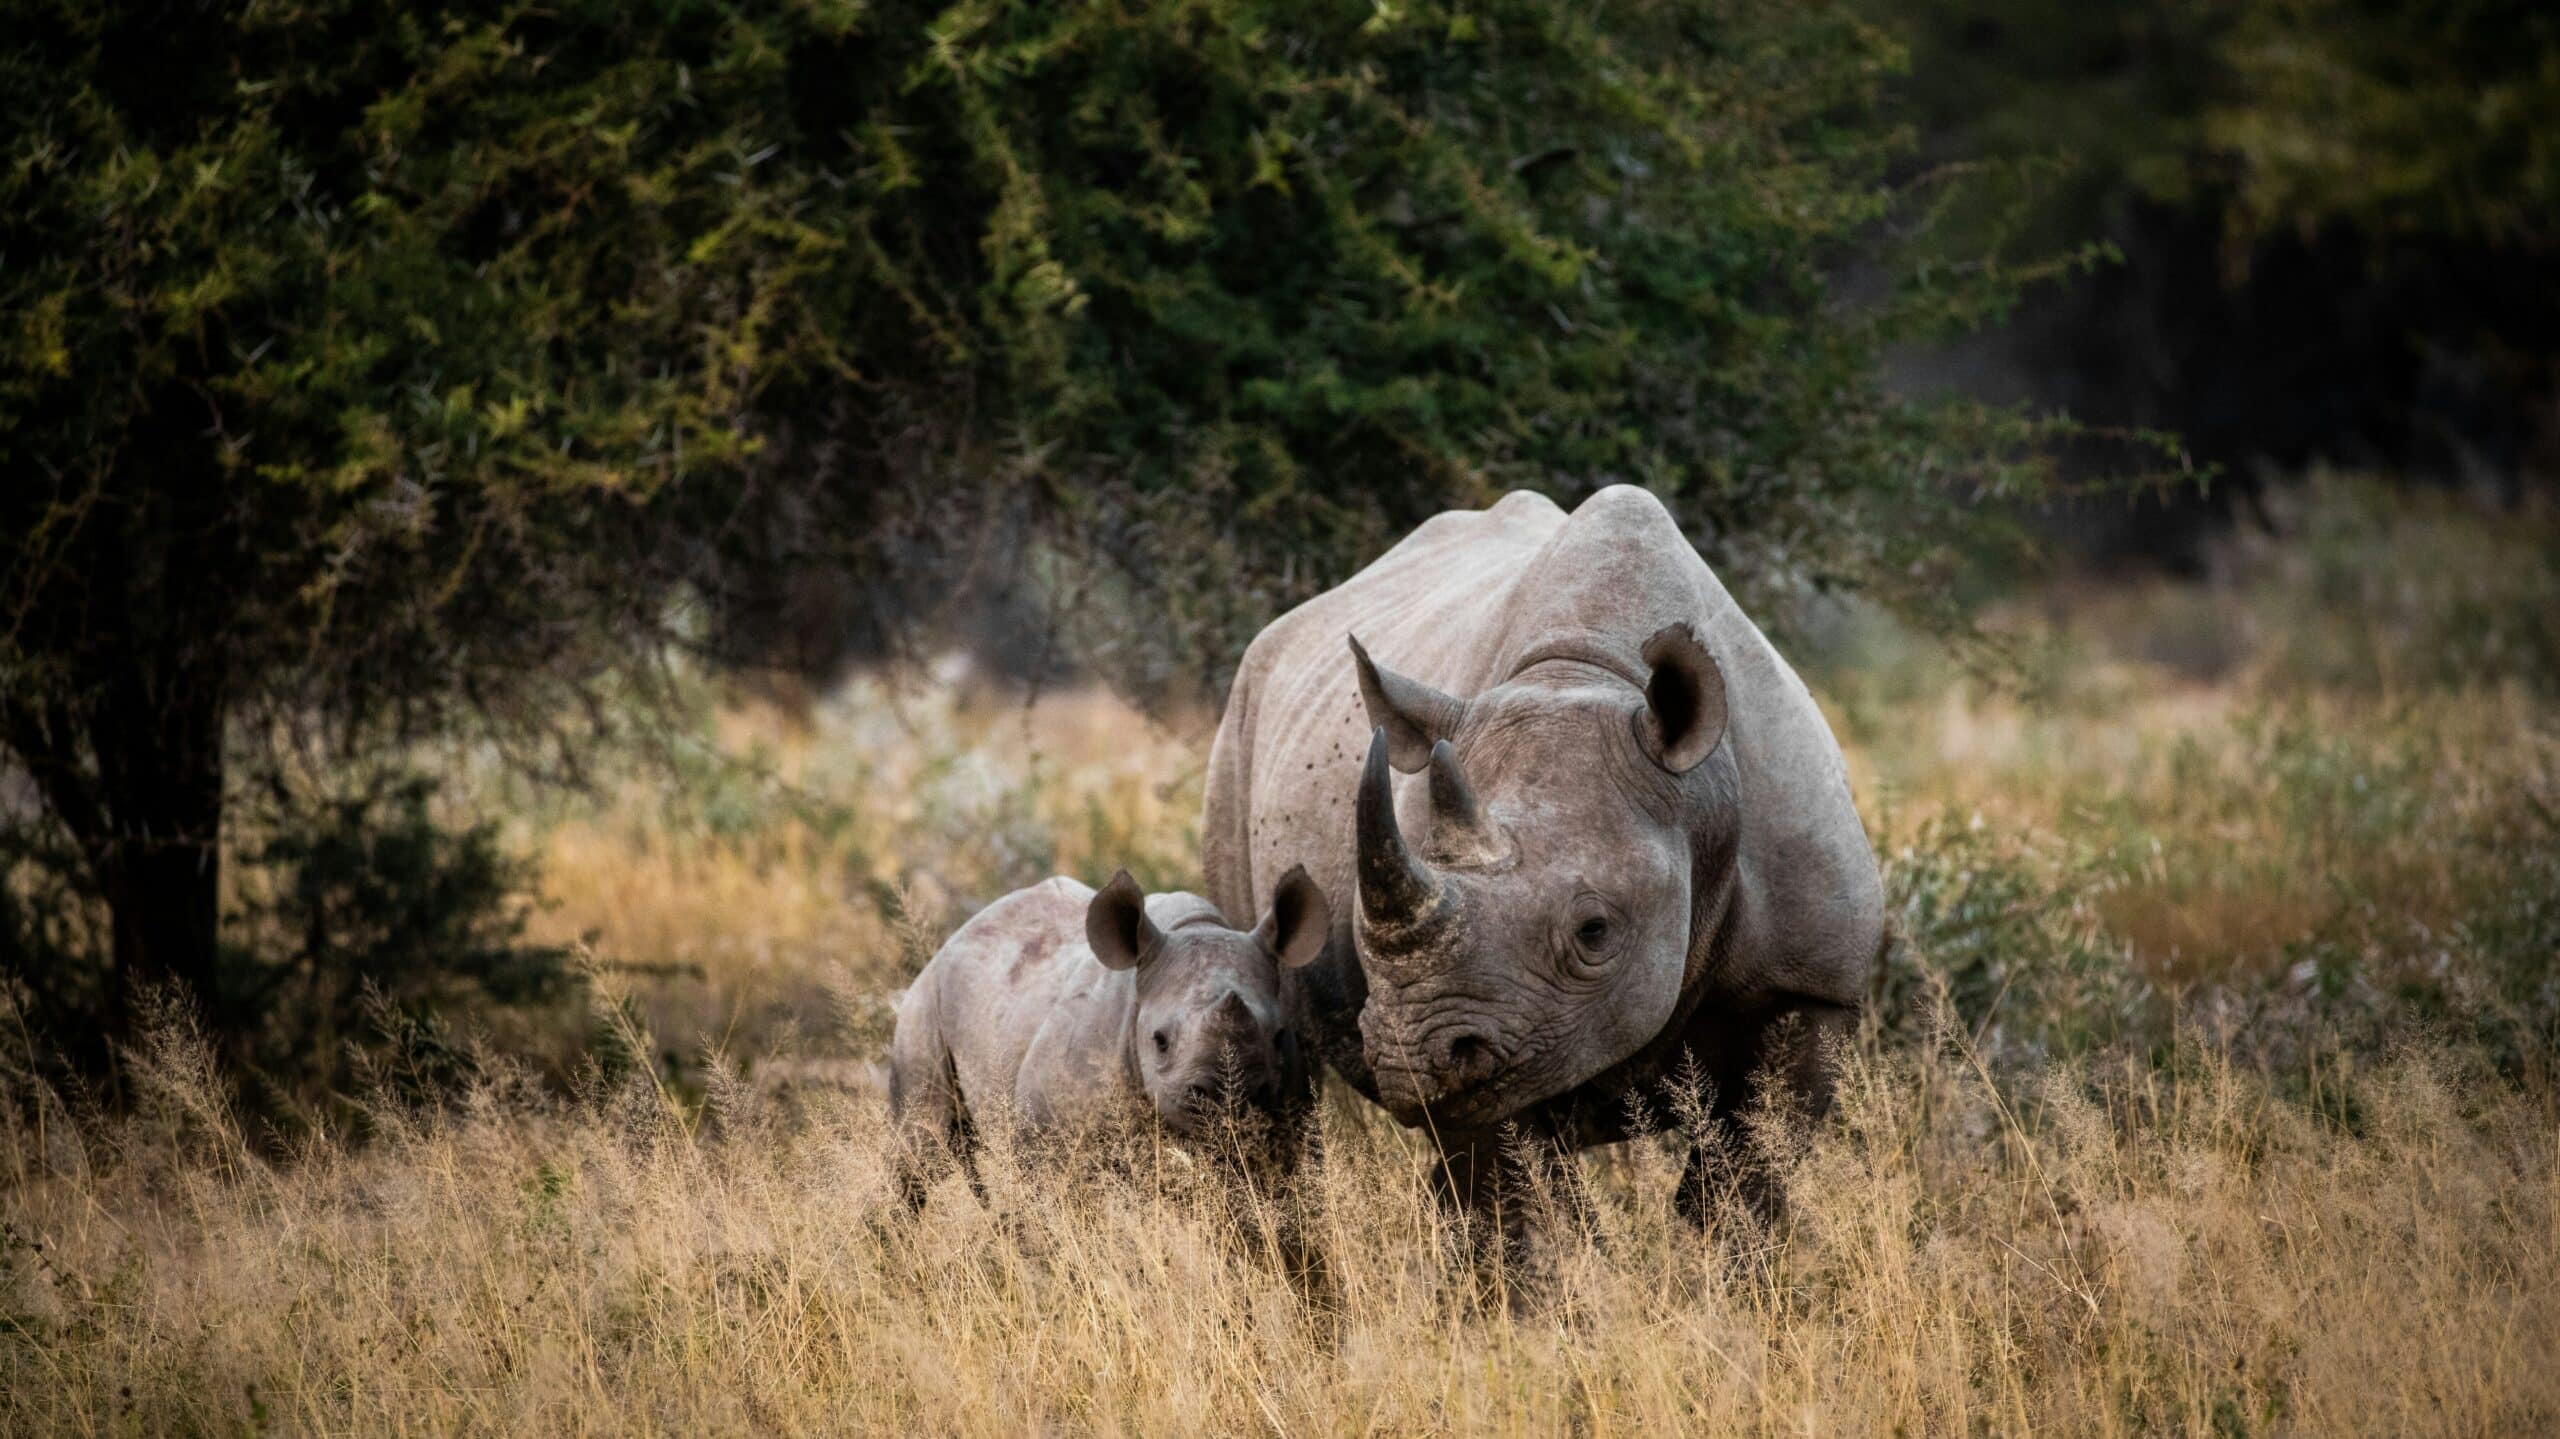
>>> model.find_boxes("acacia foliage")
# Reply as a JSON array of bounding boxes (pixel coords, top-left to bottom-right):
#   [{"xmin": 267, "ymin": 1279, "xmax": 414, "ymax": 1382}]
[
  {"xmin": 902, "ymin": 0, "xmax": 2051, "ymax": 668},
  {"xmin": 0, "ymin": 0, "xmax": 2046, "ymax": 707}
]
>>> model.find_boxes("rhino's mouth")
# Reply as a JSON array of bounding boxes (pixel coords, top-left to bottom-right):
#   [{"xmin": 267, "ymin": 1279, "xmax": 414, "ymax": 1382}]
[
  {"xmin": 1384, "ymin": 1086, "xmax": 1508, "ymax": 1131},
  {"xmin": 1367, "ymin": 1035, "xmax": 1540, "ymax": 1131},
  {"xmin": 1162, "ymin": 1088, "xmax": 1292, "ymax": 1147},
  {"xmin": 1385, "ymin": 1077, "xmax": 1546, "ymax": 1135}
]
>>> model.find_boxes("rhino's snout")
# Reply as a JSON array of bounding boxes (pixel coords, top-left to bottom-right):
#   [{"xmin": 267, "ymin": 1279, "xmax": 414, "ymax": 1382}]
[
  {"xmin": 1155, "ymin": 993, "xmax": 1294, "ymax": 1134},
  {"xmin": 1363, "ymin": 1010, "xmax": 1508, "ymax": 1122},
  {"xmin": 1162, "ymin": 1059, "xmax": 1283, "ymax": 1137},
  {"xmin": 1179, "ymin": 1068, "xmax": 1281, "ymax": 1117}
]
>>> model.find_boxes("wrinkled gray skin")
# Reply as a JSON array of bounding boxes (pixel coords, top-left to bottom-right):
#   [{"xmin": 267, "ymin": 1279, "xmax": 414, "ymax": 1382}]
[
  {"xmin": 888, "ymin": 868, "xmax": 1328, "ymax": 1205},
  {"xmin": 1203, "ymin": 485, "xmax": 1883, "ymax": 1228}
]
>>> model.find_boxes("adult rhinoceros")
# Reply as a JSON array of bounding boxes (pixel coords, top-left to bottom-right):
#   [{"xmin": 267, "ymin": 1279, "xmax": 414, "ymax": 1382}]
[{"xmin": 1201, "ymin": 485, "xmax": 1882, "ymax": 1229}]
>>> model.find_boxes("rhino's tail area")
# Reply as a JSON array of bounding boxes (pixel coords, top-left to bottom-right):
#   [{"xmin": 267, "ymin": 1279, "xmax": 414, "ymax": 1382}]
[{"xmin": 886, "ymin": 990, "xmax": 974, "ymax": 1213}]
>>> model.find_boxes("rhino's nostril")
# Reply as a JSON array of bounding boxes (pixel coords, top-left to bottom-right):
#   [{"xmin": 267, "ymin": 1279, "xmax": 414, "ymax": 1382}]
[{"xmin": 1442, "ymin": 1033, "xmax": 1495, "ymax": 1082}]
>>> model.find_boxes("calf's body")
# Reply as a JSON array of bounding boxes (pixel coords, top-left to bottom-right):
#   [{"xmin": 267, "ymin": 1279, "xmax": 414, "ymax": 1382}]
[{"xmin": 889, "ymin": 870, "xmax": 1326, "ymax": 1205}]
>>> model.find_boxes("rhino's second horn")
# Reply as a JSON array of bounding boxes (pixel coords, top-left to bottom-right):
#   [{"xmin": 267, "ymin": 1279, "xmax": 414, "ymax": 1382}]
[{"xmin": 1425, "ymin": 739, "xmax": 1509, "ymax": 865}]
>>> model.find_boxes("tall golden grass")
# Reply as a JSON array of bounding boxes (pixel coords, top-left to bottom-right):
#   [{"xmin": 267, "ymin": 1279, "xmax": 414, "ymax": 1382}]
[
  {"xmin": 4, "ymin": 475, "xmax": 2556, "ymax": 1434},
  {"xmin": 6, "ymin": 992, "xmax": 2552, "ymax": 1433}
]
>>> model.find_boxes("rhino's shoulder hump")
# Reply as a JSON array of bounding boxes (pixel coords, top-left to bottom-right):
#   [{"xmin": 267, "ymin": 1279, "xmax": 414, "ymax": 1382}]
[
  {"xmin": 1310, "ymin": 488, "xmax": 1561, "ymax": 602},
  {"xmin": 1397, "ymin": 488, "xmax": 1564, "ymax": 552},
  {"xmin": 1571, "ymin": 481, "xmax": 1681, "ymax": 529},
  {"xmin": 1467, "ymin": 485, "xmax": 1730, "ymax": 676},
  {"xmin": 974, "ymin": 876, "xmax": 1094, "ymax": 934},
  {"xmin": 1033, "ymin": 875, "xmax": 1093, "ymax": 905},
  {"xmin": 1551, "ymin": 484, "xmax": 1718, "ymax": 586},
  {"xmin": 1234, "ymin": 490, "xmax": 1565, "ymax": 679}
]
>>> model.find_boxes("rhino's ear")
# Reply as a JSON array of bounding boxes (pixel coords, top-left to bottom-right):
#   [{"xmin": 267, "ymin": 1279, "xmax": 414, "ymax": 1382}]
[
  {"xmin": 1349, "ymin": 634, "xmax": 1466, "ymax": 773},
  {"xmin": 1252, "ymin": 864, "xmax": 1332, "ymax": 971},
  {"xmin": 1086, "ymin": 870, "xmax": 1163, "ymax": 972},
  {"xmin": 1637, "ymin": 622, "xmax": 1728, "ymax": 774}
]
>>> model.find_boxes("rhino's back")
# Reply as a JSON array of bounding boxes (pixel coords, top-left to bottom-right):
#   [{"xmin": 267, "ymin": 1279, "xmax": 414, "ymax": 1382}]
[{"xmin": 906, "ymin": 877, "xmax": 1138, "ymax": 1123}]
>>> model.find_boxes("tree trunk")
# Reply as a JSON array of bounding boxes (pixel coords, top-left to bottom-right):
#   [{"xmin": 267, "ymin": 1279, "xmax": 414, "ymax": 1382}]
[
  {"xmin": 3, "ymin": 388, "xmax": 241, "ymax": 1087},
  {"xmin": 92, "ymin": 664, "xmax": 228, "ymax": 1059},
  {"xmin": 0, "ymin": 665, "xmax": 227, "ymax": 1082}
]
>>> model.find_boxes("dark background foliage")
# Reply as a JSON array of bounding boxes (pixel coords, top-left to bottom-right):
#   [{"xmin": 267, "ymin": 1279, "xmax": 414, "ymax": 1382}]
[{"xmin": 1875, "ymin": 0, "xmax": 2560, "ymax": 560}]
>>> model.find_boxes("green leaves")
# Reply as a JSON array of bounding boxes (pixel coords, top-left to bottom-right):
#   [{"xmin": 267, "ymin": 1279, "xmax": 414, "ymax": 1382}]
[{"xmin": 875, "ymin": 0, "xmax": 2041, "ymax": 669}]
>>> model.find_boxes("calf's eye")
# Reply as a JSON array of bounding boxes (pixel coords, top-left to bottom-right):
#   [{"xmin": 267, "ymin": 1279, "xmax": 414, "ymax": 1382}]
[{"xmin": 1152, "ymin": 1029, "xmax": 1170, "ymax": 1055}]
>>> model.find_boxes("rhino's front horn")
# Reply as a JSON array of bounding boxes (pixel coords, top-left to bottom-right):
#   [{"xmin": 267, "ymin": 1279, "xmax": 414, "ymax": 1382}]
[{"xmin": 1356, "ymin": 727, "xmax": 1445, "ymax": 940}]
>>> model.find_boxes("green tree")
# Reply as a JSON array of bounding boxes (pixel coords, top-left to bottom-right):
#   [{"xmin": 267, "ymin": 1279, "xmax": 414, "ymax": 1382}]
[
  {"xmin": 3, "ymin": 0, "xmax": 2037, "ymax": 1083},
  {"xmin": 1, "ymin": 0, "xmax": 859, "ymax": 1071}
]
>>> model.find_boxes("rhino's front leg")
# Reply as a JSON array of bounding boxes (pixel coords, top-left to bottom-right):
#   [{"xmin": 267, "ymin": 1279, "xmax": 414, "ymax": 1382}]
[
  {"xmin": 1428, "ymin": 1122, "xmax": 1598, "ymax": 1300},
  {"xmin": 1672, "ymin": 998, "xmax": 1855, "ymax": 1233}
]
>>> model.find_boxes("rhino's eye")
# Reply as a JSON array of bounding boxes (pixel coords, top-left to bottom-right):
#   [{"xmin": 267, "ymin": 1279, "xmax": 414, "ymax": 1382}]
[
  {"xmin": 1565, "ymin": 894, "xmax": 1624, "ymax": 974},
  {"xmin": 1152, "ymin": 1029, "xmax": 1170, "ymax": 1055}
]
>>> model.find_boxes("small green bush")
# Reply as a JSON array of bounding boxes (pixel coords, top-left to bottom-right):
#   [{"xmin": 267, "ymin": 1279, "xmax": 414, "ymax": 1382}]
[{"xmin": 227, "ymin": 776, "xmax": 568, "ymax": 1097}]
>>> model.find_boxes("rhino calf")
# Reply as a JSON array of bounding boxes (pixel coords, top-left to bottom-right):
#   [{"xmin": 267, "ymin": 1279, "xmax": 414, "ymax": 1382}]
[{"xmin": 888, "ymin": 866, "xmax": 1329, "ymax": 1207}]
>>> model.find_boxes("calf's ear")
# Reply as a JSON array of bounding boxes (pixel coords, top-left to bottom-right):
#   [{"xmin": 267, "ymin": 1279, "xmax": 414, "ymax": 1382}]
[
  {"xmin": 1349, "ymin": 634, "xmax": 1467, "ymax": 773},
  {"xmin": 1086, "ymin": 870, "xmax": 1163, "ymax": 971},
  {"xmin": 1253, "ymin": 864, "xmax": 1332, "ymax": 971},
  {"xmin": 1637, "ymin": 622, "xmax": 1728, "ymax": 774}
]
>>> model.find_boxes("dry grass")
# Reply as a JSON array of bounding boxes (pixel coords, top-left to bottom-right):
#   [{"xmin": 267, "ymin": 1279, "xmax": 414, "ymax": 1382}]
[
  {"xmin": 4, "ymin": 475, "xmax": 2556, "ymax": 1434},
  {"xmin": 5, "ymin": 1000, "xmax": 2553, "ymax": 1434}
]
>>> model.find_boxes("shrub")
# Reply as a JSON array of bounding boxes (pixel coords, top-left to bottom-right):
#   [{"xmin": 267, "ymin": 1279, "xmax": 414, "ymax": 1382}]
[{"xmin": 227, "ymin": 775, "xmax": 569, "ymax": 1100}]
